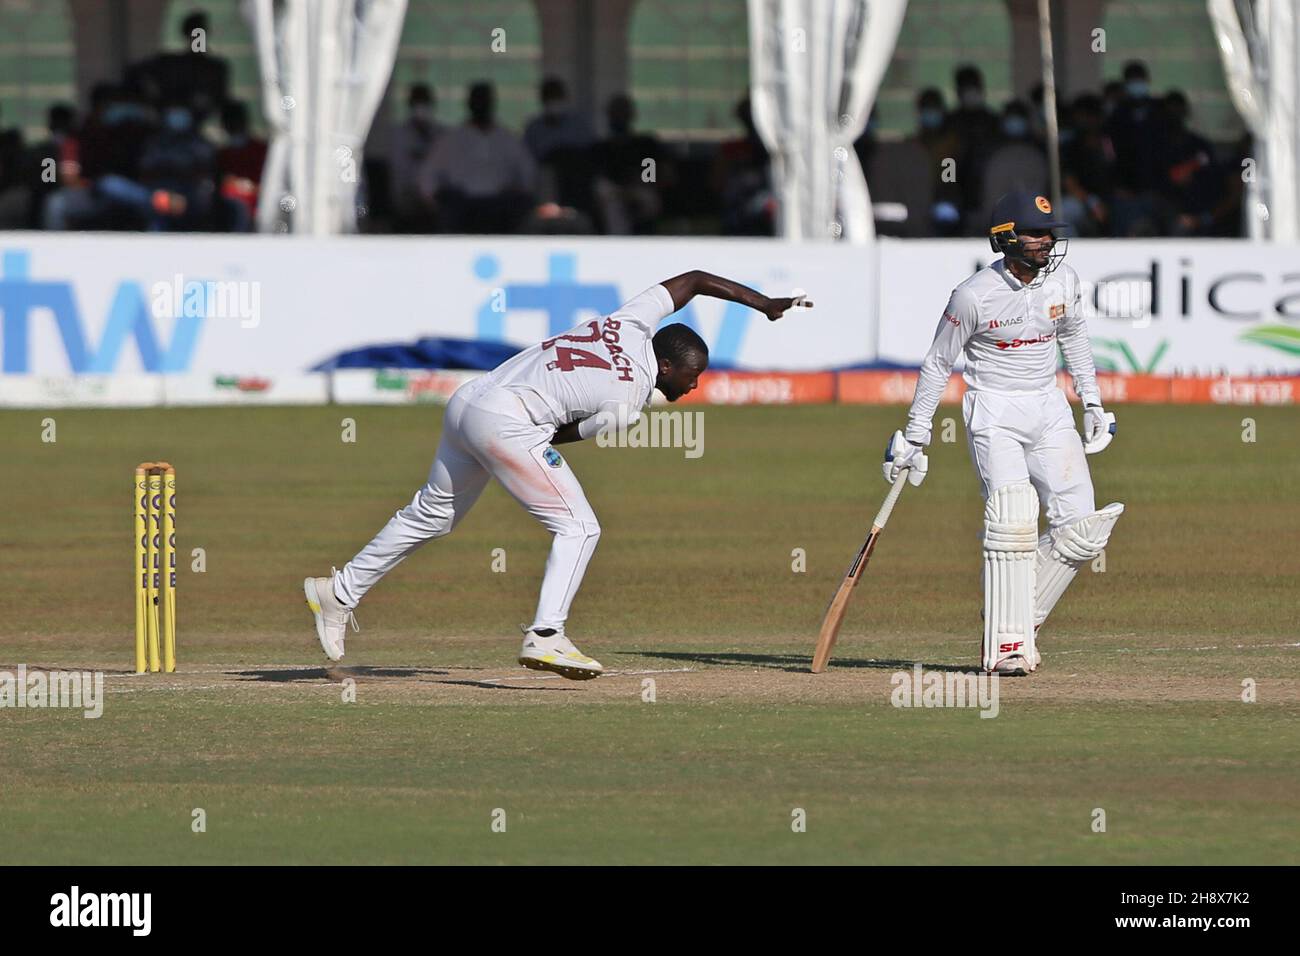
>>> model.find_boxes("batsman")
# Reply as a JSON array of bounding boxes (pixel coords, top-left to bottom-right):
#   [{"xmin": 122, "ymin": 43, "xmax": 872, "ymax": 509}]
[{"xmin": 884, "ymin": 191, "xmax": 1123, "ymax": 676}]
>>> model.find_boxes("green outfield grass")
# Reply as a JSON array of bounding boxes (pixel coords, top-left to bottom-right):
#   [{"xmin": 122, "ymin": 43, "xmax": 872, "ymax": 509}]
[{"xmin": 1, "ymin": 403, "xmax": 1297, "ymax": 864}]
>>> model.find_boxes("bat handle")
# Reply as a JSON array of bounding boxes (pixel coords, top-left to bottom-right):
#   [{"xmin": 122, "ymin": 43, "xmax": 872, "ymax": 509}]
[{"xmin": 872, "ymin": 468, "xmax": 910, "ymax": 529}]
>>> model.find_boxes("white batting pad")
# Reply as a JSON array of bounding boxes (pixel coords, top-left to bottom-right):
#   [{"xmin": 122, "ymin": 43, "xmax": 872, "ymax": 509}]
[
  {"xmin": 1034, "ymin": 503, "xmax": 1125, "ymax": 629},
  {"xmin": 982, "ymin": 482, "xmax": 1040, "ymax": 672}
]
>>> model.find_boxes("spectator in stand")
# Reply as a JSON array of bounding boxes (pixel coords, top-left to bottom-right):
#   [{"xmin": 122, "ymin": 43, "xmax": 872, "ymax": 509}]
[
  {"xmin": 22, "ymin": 104, "xmax": 78, "ymax": 228},
  {"xmin": 131, "ymin": 103, "xmax": 233, "ymax": 230},
  {"xmin": 978, "ymin": 99, "xmax": 1048, "ymax": 228},
  {"xmin": 1105, "ymin": 60, "xmax": 1164, "ymax": 235},
  {"xmin": 907, "ymin": 87, "xmax": 962, "ymax": 235},
  {"xmin": 592, "ymin": 93, "xmax": 669, "ymax": 234},
  {"xmin": 524, "ymin": 77, "xmax": 598, "ymax": 225},
  {"xmin": 1159, "ymin": 91, "xmax": 1224, "ymax": 236},
  {"xmin": 126, "ymin": 9, "xmax": 230, "ymax": 125},
  {"xmin": 389, "ymin": 84, "xmax": 443, "ymax": 231},
  {"xmin": 216, "ymin": 101, "xmax": 266, "ymax": 229},
  {"xmin": 45, "ymin": 84, "xmax": 160, "ymax": 229},
  {"xmin": 947, "ymin": 64, "xmax": 1000, "ymax": 234},
  {"xmin": 713, "ymin": 97, "xmax": 773, "ymax": 235},
  {"xmin": 1214, "ymin": 132, "xmax": 1251, "ymax": 236},
  {"xmin": 1060, "ymin": 93, "xmax": 1115, "ymax": 236},
  {"xmin": 1027, "ymin": 82, "xmax": 1050, "ymax": 144},
  {"xmin": 419, "ymin": 81, "xmax": 536, "ymax": 234},
  {"xmin": 0, "ymin": 105, "xmax": 28, "ymax": 227},
  {"xmin": 523, "ymin": 77, "xmax": 594, "ymax": 163},
  {"xmin": 859, "ymin": 106, "xmax": 933, "ymax": 238},
  {"xmin": 1101, "ymin": 80, "xmax": 1125, "ymax": 121}
]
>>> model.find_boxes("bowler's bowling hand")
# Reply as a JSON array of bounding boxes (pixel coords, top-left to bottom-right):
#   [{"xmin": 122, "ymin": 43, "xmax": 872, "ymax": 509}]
[{"xmin": 763, "ymin": 292, "xmax": 814, "ymax": 321}]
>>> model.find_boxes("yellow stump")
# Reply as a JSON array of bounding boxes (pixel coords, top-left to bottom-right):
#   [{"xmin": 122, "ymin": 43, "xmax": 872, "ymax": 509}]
[
  {"xmin": 134, "ymin": 464, "xmax": 151, "ymax": 673},
  {"xmin": 146, "ymin": 468, "xmax": 163, "ymax": 672},
  {"xmin": 162, "ymin": 464, "xmax": 176, "ymax": 673}
]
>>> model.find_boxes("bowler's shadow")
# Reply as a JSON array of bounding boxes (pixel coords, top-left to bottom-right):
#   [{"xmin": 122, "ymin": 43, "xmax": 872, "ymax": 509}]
[
  {"xmin": 622, "ymin": 650, "xmax": 973, "ymax": 675},
  {"xmin": 232, "ymin": 664, "xmax": 575, "ymax": 691}
]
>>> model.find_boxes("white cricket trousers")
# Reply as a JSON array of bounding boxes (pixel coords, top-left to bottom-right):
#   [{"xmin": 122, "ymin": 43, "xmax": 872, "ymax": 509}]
[
  {"xmin": 963, "ymin": 387, "xmax": 1096, "ymax": 537},
  {"xmin": 335, "ymin": 380, "xmax": 601, "ymax": 631}
]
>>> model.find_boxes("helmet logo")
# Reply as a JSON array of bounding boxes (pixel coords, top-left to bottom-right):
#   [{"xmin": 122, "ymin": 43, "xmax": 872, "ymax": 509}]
[{"xmin": 1035, "ymin": 195, "xmax": 1052, "ymax": 213}]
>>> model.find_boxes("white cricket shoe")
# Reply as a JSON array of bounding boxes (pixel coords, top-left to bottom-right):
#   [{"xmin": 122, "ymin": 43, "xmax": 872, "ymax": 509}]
[
  {"xmin": 304, "ymin": 569, "xmax": 357, "ymax": 661},
  {"xmin": 518, "ymin": 627, "xmax": 603, "ymax": 680},
  {"xmin": 990, "ymin": 654, "xmax": 1031, "ymax": 677}
]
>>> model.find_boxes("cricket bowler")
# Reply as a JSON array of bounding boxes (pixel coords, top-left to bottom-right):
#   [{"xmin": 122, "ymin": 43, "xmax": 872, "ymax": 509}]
[
  {"xmin": 305, "ymin": 272, "xmax": 811, "ymax": 679},
  {"xmin": 883, "ymin": 190, "xmax": 1123, "ymax": 676}
]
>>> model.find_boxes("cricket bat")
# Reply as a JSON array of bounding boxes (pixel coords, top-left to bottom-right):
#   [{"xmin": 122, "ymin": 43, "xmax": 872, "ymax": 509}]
[{"xmin": 810, "ymin": 469, "xmax": 910, "ymax": 673}]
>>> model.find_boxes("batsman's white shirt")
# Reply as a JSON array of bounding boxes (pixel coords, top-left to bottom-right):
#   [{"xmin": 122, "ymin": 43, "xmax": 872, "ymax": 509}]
[
  {"xmin": 905, "ymin": 259, "xmax": 1100, "ymax": 532},
  {"xmin": 334, "ymin": 285, "xmax": 676, "ymax": 629}
]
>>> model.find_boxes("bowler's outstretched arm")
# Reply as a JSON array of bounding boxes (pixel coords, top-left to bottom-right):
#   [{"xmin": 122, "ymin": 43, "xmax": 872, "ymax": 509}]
[{"xmin": 660, "ymin": 270, "xmax": 811, "ymax": 321}]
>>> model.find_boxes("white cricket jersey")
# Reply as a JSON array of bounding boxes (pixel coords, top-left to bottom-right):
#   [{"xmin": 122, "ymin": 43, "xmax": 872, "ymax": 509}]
[
  {"xmin": 480, "ymin": 284, "xmax": 674, "ymax": 431},
  {"xmin": 904, "ymin": 259, "xmax": 1101, "ymax": 446}
]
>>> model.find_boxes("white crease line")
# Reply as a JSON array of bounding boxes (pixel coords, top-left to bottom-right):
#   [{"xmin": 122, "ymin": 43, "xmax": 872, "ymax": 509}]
[
  {"xmin": 476, "ymin": 667, "xmax": 696, "ymax": 684},
  {"xmin": 1049, "ymin": 641, "xmax": 1299, "ymax": 656}
]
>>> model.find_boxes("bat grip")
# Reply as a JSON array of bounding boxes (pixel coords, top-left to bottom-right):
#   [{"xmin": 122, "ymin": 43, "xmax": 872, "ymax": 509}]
[{"xmin": 872, "ymin": 468, "xmax": 909, "ymax": 529}]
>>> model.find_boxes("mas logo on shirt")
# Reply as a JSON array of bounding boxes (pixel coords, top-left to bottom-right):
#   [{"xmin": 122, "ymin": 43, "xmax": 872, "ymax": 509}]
[
  {"xmin": 987, "ymin": 316, "xmax": 1025, "ymax": 330},
  {"xmin": 1048, "ymin": 303, "xmax": 1066, "ymax": 320},
  {"xmin": 543, "ymin": 447, "xmax": 564, "ymax": 468}
]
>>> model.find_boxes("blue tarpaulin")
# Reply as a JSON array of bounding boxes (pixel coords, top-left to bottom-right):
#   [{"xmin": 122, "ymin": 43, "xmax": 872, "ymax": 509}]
[
  {"xmin": 312, "ymin": 338, "xmax": 524, "ymax": 371},
  {"xmin": 311, "ymin": 337, "xmax": 913, "ymax": 373}
]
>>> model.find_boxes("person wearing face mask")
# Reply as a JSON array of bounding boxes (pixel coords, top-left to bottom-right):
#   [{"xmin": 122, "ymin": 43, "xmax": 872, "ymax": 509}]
[
  {"xmin": 134, "ymin": 102, "xmax": 222, "ymax": 230},
  {"xmin": 523, "ymin": 77, "xmax": 594, "ymax": 164},
  {"xmin": 976, "ymin": 100, "xmax": 1048, "ymax": 230},
  {"xmin": 390, "ymin": 84, "xmax": 444, "ymax": 231},
  {"xmin": 948, "ymin": 65, "xmax": 1000, "ymax": 234},
  {"xmin": 907, "ymin": 88, "xmax": 962, "ymax": 236},
  {"xmin": 1104, "ymin": 61, "xmax": 1164, "ymax": 235}
]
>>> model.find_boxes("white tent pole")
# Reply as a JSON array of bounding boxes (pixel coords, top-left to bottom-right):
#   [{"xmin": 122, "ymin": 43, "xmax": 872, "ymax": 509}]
[{"xmin": 1037, "ymin": 0, "xmax": 1062, "ymax": 211}]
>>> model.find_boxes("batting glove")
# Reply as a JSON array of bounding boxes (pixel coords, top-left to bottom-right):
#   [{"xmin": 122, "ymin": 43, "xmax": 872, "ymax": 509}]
[
  {"xmin": 1082, "ymin": 404, "xmax": 1117, "ymax": 454},
  {"xmin": 883, "ymin": 430, "xmax": 928, "ymax": 486}
]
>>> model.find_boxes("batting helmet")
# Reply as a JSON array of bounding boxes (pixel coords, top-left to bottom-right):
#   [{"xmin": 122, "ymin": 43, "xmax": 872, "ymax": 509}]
[{"xmin": 988, "ymin": 191, "xmax": 1069, "ymax": 277}]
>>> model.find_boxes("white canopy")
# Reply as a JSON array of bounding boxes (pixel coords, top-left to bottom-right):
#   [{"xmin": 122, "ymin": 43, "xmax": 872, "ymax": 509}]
[
  {"xmin": 246, "ymin": 0, "xmax": 408, "ymax": 235},
  {"xmin": 746, "ymin": 0, "xmax": 909, "ymax": 242},
  {"xmin": 1208, "ymin": 0, "xmax": 1300, "ymax": 240}
]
